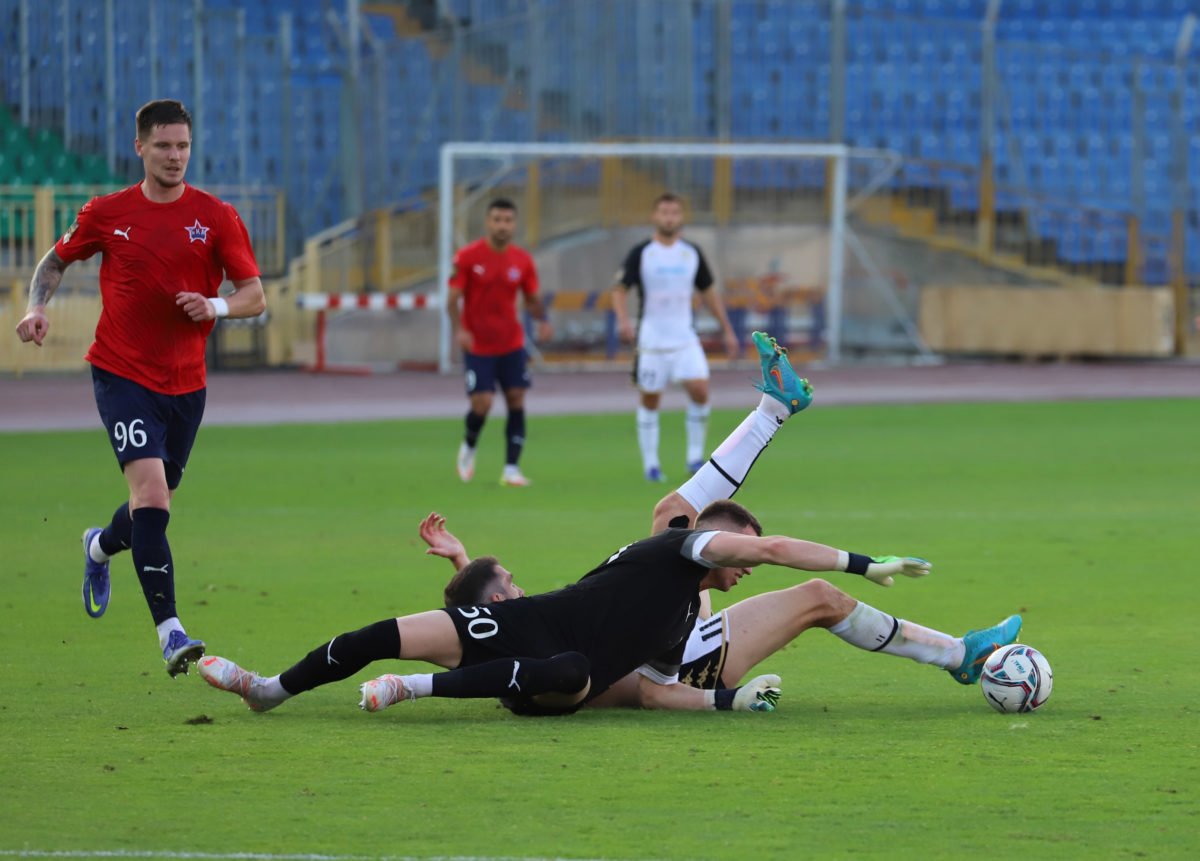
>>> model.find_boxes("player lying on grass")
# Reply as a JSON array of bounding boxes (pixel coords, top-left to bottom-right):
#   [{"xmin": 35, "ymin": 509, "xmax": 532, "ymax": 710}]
[
  {"xmin": 200, "ymin": 495, "xmax": 929, "ymax": 716},
  {"xmin": 419, "ymin": 504, "xmax": 1020, "ymax": 710},
  {"xmin": 199, "ymin": 333, "xmax": 1005, "ymax": 716},
  {"xmin": 416, "ymin": 330, "xmax": 1020, "ymax": 703}
]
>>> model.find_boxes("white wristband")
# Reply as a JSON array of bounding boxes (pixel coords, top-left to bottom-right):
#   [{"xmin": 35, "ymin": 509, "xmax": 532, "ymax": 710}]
[{"xmin": 210, "ymin": 297, "xmax": 230, "ymax": 318}]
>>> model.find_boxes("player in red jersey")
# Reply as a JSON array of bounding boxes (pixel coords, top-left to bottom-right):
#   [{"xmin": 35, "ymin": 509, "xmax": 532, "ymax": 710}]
[
  {"xmin": 447, "ymin": 198, "xmax": 551, "ymax": 487},
  {"xmin": 14, "ymin": 99, "xmax": 266, "ymax": 677}
]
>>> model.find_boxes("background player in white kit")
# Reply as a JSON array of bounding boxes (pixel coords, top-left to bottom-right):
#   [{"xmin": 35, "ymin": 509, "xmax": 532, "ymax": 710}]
[{"xmin": 612, "ymin": 193, "xmax": 739, "ymax": 482}]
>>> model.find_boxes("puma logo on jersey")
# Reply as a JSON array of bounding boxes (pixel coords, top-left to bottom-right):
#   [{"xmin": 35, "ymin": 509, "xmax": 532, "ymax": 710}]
[
  {"xmin": 113, "ymin": 227, "xmax": 133, "ymax": 240},
  {"xmin": 142, "ymin": 564, "xmax": 169, "ymax": 574}
]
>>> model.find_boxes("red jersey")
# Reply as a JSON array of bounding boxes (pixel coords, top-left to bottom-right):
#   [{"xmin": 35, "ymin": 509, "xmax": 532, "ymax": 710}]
[
  {"xmin": 449, "ymin": 238, "xmax": 540, "ymax": 356},
  {"xmin": 54, "ymin": 183, "xmax": 260, "ymax": 394}
]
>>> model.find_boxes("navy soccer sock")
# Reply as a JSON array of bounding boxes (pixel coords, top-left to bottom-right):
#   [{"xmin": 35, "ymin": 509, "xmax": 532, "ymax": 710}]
[
  {"xmin": 98, "ymin": 502, "xmax": 132, "ymax": 557},
  {"xmin": 465, "ymin": 410, "xmax": 486, "ymax": 447},
  {"xmin": 278, "ymin": 619, "xmax": 401, "ymax": 695},
  {"xmin": 505, "ymin": 409, "xmax": 526, "ymax": 466},
  {"xmin": 431, "ymin": 651, "xmax": 589, "ymax": 699},
  {"xmin": 131, "ymin": 507, "xmax": 175, "ymax": 626}
]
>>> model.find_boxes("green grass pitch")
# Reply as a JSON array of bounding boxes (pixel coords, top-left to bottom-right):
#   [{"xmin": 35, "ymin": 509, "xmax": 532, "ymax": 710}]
[{"xmin": 1, "ymin": 398, "xmax": 1197, "ymax": 860}]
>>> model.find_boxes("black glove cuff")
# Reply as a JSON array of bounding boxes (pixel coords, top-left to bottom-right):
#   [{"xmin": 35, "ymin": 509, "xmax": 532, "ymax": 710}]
[
  {"xmin": 846, "ymin": 552, "xmax": 872, "ymax": 576},
  {"xmin": 714, "ymin": 687, "xmax": 738, "ymax": 711}
]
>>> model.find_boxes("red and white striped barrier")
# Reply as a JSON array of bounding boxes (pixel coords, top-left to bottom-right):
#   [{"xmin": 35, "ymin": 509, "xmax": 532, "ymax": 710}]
[
  {"xmin": 296, "ymin": 292, "xmax": 440, "ymax": 311},
  {"xmin": 297, "ymin": 292, "xmax": 441, "ymax": 374}
]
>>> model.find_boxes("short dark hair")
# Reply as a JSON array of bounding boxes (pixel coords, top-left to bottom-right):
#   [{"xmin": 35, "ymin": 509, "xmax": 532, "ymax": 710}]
[
  {"xmin": 136, "ymin": 99, "xmax": 192, "ymax": 140},
  {"xmin": 695, "ymin": 500, "xmax": 763, "ymax": 536},
  {"xmin": 653, "ymin": 192, "xmax": 683, "ymax": 208},
  {"xmin": 443, "ymin": 556, "xmax": 502, "ymax": 607},
  {"xmin": 487, "ymin": 197, "xmax": 517, "ymax": 214}
]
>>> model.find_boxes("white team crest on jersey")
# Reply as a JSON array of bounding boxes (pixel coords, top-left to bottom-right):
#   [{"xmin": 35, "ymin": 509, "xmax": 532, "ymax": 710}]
[
  {"xmin": 507, "ymin": 266, "xmax": 521, "ymax": 281},
  {"xmin": 185, "ymin": 219, "xmax": 211, "ymax": 243},
  {"xmin": 472, "ymin": 264, "xmax": 486, "ymax": 275}
]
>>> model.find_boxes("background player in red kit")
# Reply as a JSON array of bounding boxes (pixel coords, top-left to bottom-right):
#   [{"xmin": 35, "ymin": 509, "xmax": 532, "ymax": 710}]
[
  {"xmin": 447, "ymin": 198, "xmax": 551, "ymax": 487},
  {"xmin": 14, "ymin": 99, "xmax": 266, "ymax": 677}
]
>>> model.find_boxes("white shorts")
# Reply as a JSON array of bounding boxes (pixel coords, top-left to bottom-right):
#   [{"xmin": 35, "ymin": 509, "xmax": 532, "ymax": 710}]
[
  {"xmin": 678, "ymin": 610, "xmax": 730, "ymax": 690},
  {"xmin": 633, "ymin": 341, "xmax": 710, "ymax": 393}
]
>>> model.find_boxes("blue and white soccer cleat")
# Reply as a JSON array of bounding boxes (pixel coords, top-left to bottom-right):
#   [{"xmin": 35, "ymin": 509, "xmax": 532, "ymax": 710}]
[
  {"xmin": 687, "ymin": 460, "xmax": 704, "ymax": 475},
  {"xmin": 949, "ymin": 614, "xmax": 1023, "ymax": 685},
  {"xmin": 645, "ymin": 466, "xmax": 667, "ymax": 483},
  {"xmin": 81, "ymin": 527, "xmax": 111, "ymax": 619},
  {"xmin": 163, "ymin": 630, "xmax": 206, "ymax": 678},
  {"xmin": 751, "ymin": 331, "xmax": 813, "ymax": 415}
]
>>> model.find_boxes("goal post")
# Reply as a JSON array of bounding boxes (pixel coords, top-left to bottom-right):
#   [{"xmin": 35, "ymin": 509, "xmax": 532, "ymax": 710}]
[{"xmin": 438, "ymin": 141, "xmax": 920, "ymax": 373}]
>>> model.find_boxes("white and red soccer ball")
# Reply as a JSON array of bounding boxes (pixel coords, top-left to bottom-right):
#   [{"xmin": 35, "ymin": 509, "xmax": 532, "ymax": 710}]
[{"xmin": 980, "ymin": 644, "xmax": 1053, "ymax": 713}]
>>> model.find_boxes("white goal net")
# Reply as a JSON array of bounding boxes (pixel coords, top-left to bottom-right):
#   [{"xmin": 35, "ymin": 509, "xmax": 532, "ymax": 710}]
[{"xmin": 436, "ymin": 141, "xmax": 931, "ymax": 373}]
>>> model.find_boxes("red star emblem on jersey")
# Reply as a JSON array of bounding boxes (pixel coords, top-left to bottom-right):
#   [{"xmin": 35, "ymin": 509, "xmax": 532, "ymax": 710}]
[{"xmin": 185, "ymin": 219, "xmax": 211, "ymax": 244}]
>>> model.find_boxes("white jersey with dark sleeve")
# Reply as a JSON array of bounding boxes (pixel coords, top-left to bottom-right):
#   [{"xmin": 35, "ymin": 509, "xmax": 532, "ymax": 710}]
[{"xmin": 618, "ymin": 238, "xmax": 715, "ymax": 352}]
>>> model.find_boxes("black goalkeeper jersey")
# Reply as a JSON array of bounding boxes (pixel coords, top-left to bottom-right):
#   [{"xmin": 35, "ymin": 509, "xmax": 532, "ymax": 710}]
[{"xmin": 447, "ymin": 528, "xmax": 715, "ymax": 701}]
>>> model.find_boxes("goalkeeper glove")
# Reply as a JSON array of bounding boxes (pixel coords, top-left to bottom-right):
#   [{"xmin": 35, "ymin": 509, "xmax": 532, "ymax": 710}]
[
  {"xmin": 838, "ymin": 552, "xmax": 931, "ymax": 587},
  {"xmin": 715, "ymin": 674, "xmax": 782, "ymax": 712}
]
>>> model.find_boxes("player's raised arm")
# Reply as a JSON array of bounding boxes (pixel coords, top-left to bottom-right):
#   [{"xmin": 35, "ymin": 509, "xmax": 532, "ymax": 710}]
[
  {"xmin": 701, "ymin": 531, "xmax": 931, "ymax": 588},
  {"xmin": 419, "ymin": 512, "xmax": 470, "ymax": 571}
]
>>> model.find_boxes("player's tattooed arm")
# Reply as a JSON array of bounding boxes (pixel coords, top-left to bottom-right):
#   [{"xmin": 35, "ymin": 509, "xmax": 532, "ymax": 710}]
[
  {"xmin": 15, "ymin": 250, "xmax": 69, "ymax": 345},
  {"xmin": 29, "ymin": 248, "xmax": 68, "ymax": 309}
]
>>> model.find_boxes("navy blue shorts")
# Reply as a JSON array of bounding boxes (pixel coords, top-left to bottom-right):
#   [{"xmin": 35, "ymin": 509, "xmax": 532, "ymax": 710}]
[
  {"xmin": 91, "ymin": 365, "xmax": 206, "ymax": 490},
  {"xmin": 464, "ymin": 348, "xmax": 531, "ymax": 395}
]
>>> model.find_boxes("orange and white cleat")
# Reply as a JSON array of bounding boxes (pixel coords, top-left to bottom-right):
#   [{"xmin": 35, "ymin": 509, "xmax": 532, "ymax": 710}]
[
  {"xmin": 359, "ymin": 674, "xmax": 414, "ymax": 712},
  {"xmin": 198, "ymin": 655, "xmax": 281, "ymax": 712}
]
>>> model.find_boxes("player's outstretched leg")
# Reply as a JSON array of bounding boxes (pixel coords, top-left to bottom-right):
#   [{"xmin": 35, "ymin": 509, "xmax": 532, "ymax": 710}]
[
  {"xmin": 948, "ymin": 614, "xmax": 1023, "ymax": 685},
  {"xmin": 198, "ymin": 655, "xmax": 288, "ymax": 712},
  {"xmin": 673, "ymin": 331, "xmax": 813, "ymax": 514},
  {"xmin": 81, "ymin": 527, "xmax": 112, "ymax": 618},
  {"xmin": 360, "ymin": 652, "xmax": 591, "ymax": 714},
  {"xmin": 752, "ymin": 331, "xmax": 813, "ymax": 415}
]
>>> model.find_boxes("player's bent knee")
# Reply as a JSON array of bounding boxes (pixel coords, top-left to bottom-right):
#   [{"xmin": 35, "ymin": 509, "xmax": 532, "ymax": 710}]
[
  {"xmin": 545, "ymin": 650, "xmax": 591, "ymax": 696},
  {"xmin": 796, "ymin": 579, "xmax": 855, "ymax": 623}
]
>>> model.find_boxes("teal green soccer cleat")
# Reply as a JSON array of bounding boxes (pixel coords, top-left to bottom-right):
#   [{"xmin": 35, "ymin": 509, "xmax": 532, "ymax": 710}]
[
  {"xmin": 751, "ymin": 331, "xmax": 813, "ymax": 415},
  {"xmin": 949, "ymin": 614, "xmax": 1023, "ymax": 685}
]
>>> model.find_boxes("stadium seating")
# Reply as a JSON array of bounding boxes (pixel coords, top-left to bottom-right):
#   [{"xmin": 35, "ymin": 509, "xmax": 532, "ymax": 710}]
[{"xmin": 1, "ymin": 0, "xmax": 1197, "ymax": 279}]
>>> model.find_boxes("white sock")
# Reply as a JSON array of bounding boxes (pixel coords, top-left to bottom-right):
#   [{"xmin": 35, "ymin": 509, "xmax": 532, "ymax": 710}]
[
  {"xmin": 828, "ymin": 602, "xmax": 965, "ymax": 669},
  {"xmin": 685, "ymin": 402, "xmax": 711, "ymax": 466},
  {"xmin": 636, "ymin": 406, "xmax": 660, "ymax": 472},
  {"xmin": 258, "ymin": 674, "xmax": 293, "ymax": 704},
  {"xmin": 89, "ymin": 533, "xmax": 112, "ymax": 564},
  {"xmin": 676, "ymin": 401, "xmax": 785, "ymax": 511},
  {"xmin": 155, "ymin": 617, "xmax": 184, "ymax": 650},
  {"xmin": 401, "ymin": 673, "xmax": 434, "ymax": 699}
]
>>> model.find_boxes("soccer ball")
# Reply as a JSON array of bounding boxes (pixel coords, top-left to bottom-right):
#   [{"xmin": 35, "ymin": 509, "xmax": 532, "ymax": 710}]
[{"xmin": 980, "ymin": 644, "xmax": 1053, "ymax": 713}]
